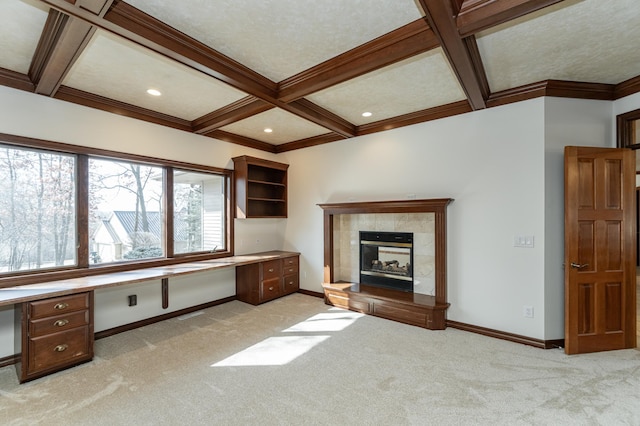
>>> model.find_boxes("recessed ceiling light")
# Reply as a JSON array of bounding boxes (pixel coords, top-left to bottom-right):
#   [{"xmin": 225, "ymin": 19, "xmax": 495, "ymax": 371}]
[
  {"xmin": 264, "ymin": 128, "xmax": 273, "ymax": 133},
  {"xmin": 362, "ymin": 112, "xmax": 372, "ymax": 117},
  {"xmin": 146, "ymin": 89, "xmax": 162, "ymax": 96}
]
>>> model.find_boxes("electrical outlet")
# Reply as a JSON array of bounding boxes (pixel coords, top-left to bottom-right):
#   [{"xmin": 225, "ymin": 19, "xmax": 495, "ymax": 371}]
[
  {"xmin": 523, "ymin": 305, "xmax": 534, "ymax": 318},
  {"xmin": 128, "ymin": 294, "xmax": 137, "ymax": 306}
]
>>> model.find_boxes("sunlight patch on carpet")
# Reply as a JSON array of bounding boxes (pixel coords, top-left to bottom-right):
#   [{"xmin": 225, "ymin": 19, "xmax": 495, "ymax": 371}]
[
  {"xmin": 282, "ymin": 310, "xmax": 363, "ymax": 333},
  {"xmin": 211, "ymin": 335, "xmax": 330, "ymax": 367}
]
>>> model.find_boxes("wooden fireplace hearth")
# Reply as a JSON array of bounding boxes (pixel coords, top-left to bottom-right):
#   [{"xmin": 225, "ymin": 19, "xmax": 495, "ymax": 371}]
[{"xmin": 318, "ymin": 199, "xmax": 453, "ymax": 330}]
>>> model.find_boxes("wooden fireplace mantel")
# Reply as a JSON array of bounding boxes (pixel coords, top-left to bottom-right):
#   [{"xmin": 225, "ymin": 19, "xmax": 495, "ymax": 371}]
[{"xmin": 318, "ymin": 198, "xmax": 453, "ymax": 330}]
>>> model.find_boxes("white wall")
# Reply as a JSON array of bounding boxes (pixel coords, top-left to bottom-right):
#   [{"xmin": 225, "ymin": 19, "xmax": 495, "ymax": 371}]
[{"xmin": 282, "ymin": 99, "xmax": 551, "ymax": 339}]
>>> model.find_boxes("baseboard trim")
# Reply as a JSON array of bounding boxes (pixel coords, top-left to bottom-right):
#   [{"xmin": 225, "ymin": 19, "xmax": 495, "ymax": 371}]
[
  {"xmin": 95, "ymin": 296, "xmax": 237, "ymax": 340},
  {"xmin": 0, "ymin": 353, "xmax": 20, "ymax": 368},
  {"xmin": 447, "ymin": 320, "xmax": 565, "ymax": 350},
  {"xmin": 297, "ymin": 289, "xmax": 324, "ymax": 298}
]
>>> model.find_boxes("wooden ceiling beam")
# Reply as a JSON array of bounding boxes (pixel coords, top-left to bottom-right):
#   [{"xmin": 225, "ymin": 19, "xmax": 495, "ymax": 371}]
[
  {"xmin": 103, "ymin": 1, "xmax": 278, "ymax": 99},
  {"xmin": 275, "ymin": 133, "xmax": 347, "ymax": 153},
  {"xmin": 192, "ymin": 97, "xmax": 274, "ymax": 134},
  {"xmin": 287, "ymin": 99, "xmax": 356, "ymax": 137},
  {"xmin": 55, "ymin": 85, "xmax": 192, "ymax": 131},
  {"xmin": 457, "ymin": 0, "xmax": 565, "ymax": 37},
  {"xmin": 203, "ymin": 130, "xmax": 277, "ymax": 153},
  {"xmin": 49, "ymin": 0, "xmax": 354, "ymax": 137},
  {"xmin": 104, "ymin": 1, "xmax": 356, "ymax": 137},
  {"xmin": 30, "ymin": 0, "xmax": 113, "ymax": 96},
  {"xmin": 278, "ymin": 19, "xmax": 439, "ymax": 102},
  {"xmin": 419, "ymin": 0, "xmax": 487, "ymax": 110}
]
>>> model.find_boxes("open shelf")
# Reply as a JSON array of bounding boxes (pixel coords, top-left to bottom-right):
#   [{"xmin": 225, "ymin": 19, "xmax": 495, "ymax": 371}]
[{"xmin": 233, "ymin": 156, "xmax": 289, "ymax": 218}]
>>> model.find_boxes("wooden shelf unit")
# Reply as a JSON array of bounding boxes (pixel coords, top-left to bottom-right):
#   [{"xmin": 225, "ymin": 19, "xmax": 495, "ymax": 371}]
[{"xmin": 233, "ymin": 156, "xmax": 289, "ymax": 218}]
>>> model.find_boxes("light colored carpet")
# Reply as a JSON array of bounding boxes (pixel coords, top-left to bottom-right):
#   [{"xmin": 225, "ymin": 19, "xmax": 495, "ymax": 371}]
[{"xmin": 1, "ymin": 293, "xmax": 639, "ymax": 425}]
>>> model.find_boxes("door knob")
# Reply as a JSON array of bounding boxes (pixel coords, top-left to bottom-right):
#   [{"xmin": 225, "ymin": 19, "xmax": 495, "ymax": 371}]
[{"xmin": 570, "ymin": 262, "xmax": 589, "ymax": 269}]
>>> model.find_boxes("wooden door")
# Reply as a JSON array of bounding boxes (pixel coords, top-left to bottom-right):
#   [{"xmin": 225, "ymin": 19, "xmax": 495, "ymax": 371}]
[{"xmin": 564, "ymin": 146, "xmax": 637, "ymax": 354}]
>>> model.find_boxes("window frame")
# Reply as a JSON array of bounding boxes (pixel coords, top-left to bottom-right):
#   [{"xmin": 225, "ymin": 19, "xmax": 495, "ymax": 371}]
[{"xmin": 0, "ymin": 132, "xmax": 234, "ymax": 288}]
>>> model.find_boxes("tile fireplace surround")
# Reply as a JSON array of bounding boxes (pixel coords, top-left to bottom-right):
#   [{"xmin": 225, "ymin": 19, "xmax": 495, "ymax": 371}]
[
  {"xmin": 334, "ymin": 213, "xmax": 435, "ymax": 295},
  {"xmin": 319, "ymin": 199, "xmax": 453, "ymax": 330}
]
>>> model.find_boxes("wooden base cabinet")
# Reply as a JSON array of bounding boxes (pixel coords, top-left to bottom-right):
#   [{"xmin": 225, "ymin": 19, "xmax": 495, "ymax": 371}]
[
  {"xmin": 236, "ymin": 255, "xmax": 299, "ymax": 305},
  {"xmin": 323, "ymin": 283, "xmax": 449, "ymax": 330},
  {"xmin": 15, "ymin": 292, "xmax": 94, "ymax": 382}
]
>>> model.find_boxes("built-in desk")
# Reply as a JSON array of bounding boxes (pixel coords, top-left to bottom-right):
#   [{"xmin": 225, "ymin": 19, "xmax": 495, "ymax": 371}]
[{"xmin": 2, "ymin": 251, "xmax": 299, "ymax": 382}]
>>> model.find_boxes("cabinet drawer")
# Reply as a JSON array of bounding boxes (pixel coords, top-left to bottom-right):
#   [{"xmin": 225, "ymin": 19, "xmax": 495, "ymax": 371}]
[
  {"xmin": 29, "ymin": 310, "xmax": 89, "ymax": 338},
  {"xmin": 324, "ymin": 291, "xmax": 349, "ymax": 309},
  {"xmin": 282, "ymin": 256, "xmax": 299, "ymax": 273},
  {"xmin": 372, "ymin": 301, "xmax": 427, "ymax": 327},
  {"xmin": 282, "ymin": 260, "xmax": 298, "ymax": 275},
  {"xmin": 28, "ymin": 327, "xmax": 91, "ymax": 374},
  {"xmin": 283, "ymin": 273, "xmax": 299, "ymax": 294},
  {"xmin": 261, "ymin": 260, "xmax": 282, "ymax": 280},
  {"xmin": 261, "ymin": 277, "xmax": 282, "ymax": 301},
  {"xmin": 29, "ymin": 293, "xmax": 89, "ymax": 319}
]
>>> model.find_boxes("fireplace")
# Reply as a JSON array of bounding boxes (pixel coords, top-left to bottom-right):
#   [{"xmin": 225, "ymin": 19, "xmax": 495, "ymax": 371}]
[{"xmin": 360, "ymin": 231, "xmax": 413, "ymax": 292}]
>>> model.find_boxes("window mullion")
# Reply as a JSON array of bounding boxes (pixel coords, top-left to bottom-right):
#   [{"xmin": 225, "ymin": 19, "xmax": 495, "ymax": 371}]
[
  {"xmin": 77, "ymin": 154, "xmax": 89, "ymax": 268},
  {"xmin": 165, "ymin": 167, "xmax": 174, "ymax": 258}
]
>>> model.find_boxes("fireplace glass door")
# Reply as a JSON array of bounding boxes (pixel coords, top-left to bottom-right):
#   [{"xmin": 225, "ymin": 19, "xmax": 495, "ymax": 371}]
[{"xmin": 360, "ymin": 231, "xmax": 413, "ymax": 292}]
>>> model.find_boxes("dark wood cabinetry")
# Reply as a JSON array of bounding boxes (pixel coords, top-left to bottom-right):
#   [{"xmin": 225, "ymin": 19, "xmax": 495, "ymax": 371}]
[
  {"xmin": 236, "ymin": 254, "xmax": 299, "ymax": 304},
  {"xmin": 15, "ymin": 292, "xmax": 94, "ymax": 383},
  {"xmin": 323, "ymin": 283, "xmax": 448, "ymax": 330},
  {"xmin": 232, "ymin": 155, "xmax": 289, "ymax": 218}
]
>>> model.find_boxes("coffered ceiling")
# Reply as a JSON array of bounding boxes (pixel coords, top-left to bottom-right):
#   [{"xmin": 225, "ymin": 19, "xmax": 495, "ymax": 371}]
[{"xmin": 1, "ymin": 0, "xmax": 639, "ymax": 153}]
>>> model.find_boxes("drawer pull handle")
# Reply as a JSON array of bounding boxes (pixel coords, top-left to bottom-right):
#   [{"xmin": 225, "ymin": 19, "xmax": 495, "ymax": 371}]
[
  {"xmin": 53, "ymin": 319, "xmax": 69, "ymax": 327},
  {"xmin": 288, "ymin": 281, "xmax": 294, "ymax": 285},
  {"xmin": 269, "ymin": 287, "xmax": 274, "ymax": 291},
  {"xmin": 268, "ymin": 268, "xmax": 274, "ymax": 272},
  {"xmin": 54, "ymin": 344, "xmax": 68, "ymax": 352},
  {"xmin": 289, "ymin": 268, "xmax": 294, "ymax": 272},
  {"xmin": 54, "ymin": 303, "xmax": 69, "ymax": 310}
]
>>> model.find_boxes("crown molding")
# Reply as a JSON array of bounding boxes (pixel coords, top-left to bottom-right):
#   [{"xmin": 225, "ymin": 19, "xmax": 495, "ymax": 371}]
[
  {"xmin": 358, "ymin": 100, "xmax": 472, "ymax": 136},
  {"xmin": 0, "ymin": 68, "xmax": 34, "ymax": 92},
  {"xmin": 615, "ymin": 75, "xmax": 640, "ymax": 100}
]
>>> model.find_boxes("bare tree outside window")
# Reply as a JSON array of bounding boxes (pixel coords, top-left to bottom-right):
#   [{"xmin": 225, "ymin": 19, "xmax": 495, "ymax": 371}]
[
  {"xmin": 89, "ymin": 158, "xmax": 164, "ymax": 263},
  {"xmin": 0, "ymin": 145, "xmax": 76, "ymax": 272}
]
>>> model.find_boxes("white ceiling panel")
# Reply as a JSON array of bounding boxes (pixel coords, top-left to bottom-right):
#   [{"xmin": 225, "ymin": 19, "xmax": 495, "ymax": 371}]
[
  {"xmin": 0, "ymin": 0, "xmax": 49, "ymax": 74},
  {"xmin": 62, "ymin": 30, "xmax": 247, "ymax": 121},
  {"xmin": 477, "ymin": 0, "xmax": 640, "ymax": 92},
  {"xmin": 125, "ymin": 0, "xmax": 424, "ymax": 81},
  {"xmin": 219, "ymin": 108, "xmax": 330, "ymax": 145},
  {"xmin": 306, "ymin": 48, "xmax": 466, "ymax": 125}
]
